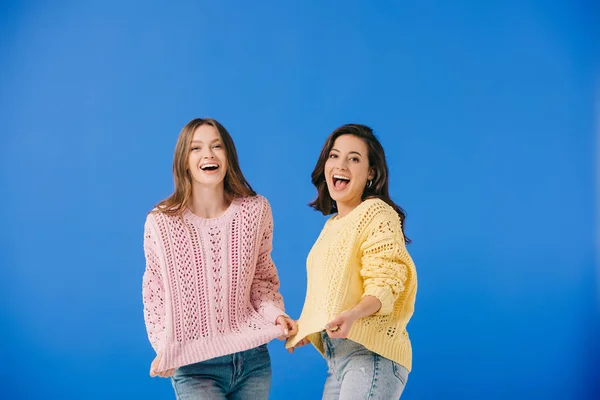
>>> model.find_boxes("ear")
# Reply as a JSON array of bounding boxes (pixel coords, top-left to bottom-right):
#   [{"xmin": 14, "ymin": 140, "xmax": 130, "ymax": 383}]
[{"xmin": 368, "ymin": 168, "xmax": 376, "ymax": 181}]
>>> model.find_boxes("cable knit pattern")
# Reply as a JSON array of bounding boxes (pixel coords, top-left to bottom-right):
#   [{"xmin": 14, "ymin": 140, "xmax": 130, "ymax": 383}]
[
  {"xmin": 285, "ymin": 198, "xmax": 417, "ymax": 371},
  {"xmin": 142, "ymin": 195, "xmax": 285, "ymax": 372}
]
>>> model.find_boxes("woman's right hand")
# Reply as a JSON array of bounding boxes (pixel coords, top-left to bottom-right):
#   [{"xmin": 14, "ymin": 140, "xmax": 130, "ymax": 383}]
[
  {"xmin": 287, "ymin": 337, "xmax": 310, "ymax": 354},
  {"xmin": 150, "ymin": 352, "xmax": 175, "ymax": 378}
]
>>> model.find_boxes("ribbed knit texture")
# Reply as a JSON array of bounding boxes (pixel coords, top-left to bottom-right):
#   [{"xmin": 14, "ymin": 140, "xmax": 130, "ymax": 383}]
[
  {"xmin": 142, "ymin": 195, "xmax": 285, "ymax": 372},
  {"xmin": 285, "ymin": 198, "xmax": 417, "ymax": 371}
]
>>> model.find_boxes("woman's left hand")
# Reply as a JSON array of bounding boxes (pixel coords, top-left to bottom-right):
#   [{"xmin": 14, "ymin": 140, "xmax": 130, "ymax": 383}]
[
  {"xmin": 325, "ymin": 310, "xmax": 358, "ymax": 339},
  {"xmin": 275, "ymin": 315, "xmax": 298, "ymax": 339}
]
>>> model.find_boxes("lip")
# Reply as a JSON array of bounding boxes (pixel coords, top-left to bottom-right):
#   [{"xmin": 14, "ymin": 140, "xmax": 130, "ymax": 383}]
[
  {"xmin": 331, "ymin": 174, "xmax": 351, "ymax": 191},
  {"xmin": 333, "ymin": 174, "xmax": 351, "ymax": 181},
  {"xmin": 199, "ymin": 162, "xmax": 220, "ymax": 174}
]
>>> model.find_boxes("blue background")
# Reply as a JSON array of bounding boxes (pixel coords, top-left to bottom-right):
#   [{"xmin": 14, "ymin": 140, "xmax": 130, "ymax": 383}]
[{"xmin": 1, "ymin": 1, "xmax": 598, "ymax": 399}]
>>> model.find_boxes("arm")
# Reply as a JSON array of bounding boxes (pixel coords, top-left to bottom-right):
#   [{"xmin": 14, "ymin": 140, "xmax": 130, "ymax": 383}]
[
  {"xmin": 359, "ymin": 209, "xmax": 408, "ymax": 316},
  {"xmin": 142, "ymin": 216, "xmax": 167, "ymax": 353},
  {"xmin": 325, "ymin": 296, "xmax": 382, "ymax": 337},
  {"xmin": 326, "ymin": 209, "xmax": 408, "ymax": 338},
  {"xmin": 250, "ymin": 198, "xmax": 287, "ymax": 324}
]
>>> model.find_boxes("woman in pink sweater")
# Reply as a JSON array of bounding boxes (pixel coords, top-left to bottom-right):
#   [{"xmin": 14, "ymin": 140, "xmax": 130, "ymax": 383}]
[{"xmin": 142, "ymin": 118, "xmax": 297, "ymax": 399}]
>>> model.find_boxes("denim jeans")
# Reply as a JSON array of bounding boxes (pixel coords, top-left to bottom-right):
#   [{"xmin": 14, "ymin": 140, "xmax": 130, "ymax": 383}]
[
  {"xmin": 171, "ymin": 344, "xmax": 271, "ymax": 400},
  {"xmin": 321, "ymin": 332, "xmax": 409, "ymax": 400}
]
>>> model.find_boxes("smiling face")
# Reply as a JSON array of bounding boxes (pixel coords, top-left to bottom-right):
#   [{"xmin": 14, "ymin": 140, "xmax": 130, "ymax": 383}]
[
  {"xmin": 187, "ymin": 124, "xmax": 228, "ymax": 189},
  {"xmin": 324, "ymin": 134, "xmax": 375, "ymax": 211}
]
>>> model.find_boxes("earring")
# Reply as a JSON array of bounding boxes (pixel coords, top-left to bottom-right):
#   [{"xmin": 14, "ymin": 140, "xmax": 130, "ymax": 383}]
[{"xmin": 367, "ymin": 180, "xmax": 373, "ymax": 188}]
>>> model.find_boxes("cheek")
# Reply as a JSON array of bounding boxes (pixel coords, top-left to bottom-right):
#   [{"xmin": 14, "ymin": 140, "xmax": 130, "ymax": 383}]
[
  {"xmin": 219, "ymin": 152, "xmax": 228, "ymax": 167},
  {"xmin": 351, "ymin": 166, "xmax": 368, "ymax": 183},
  {"xmin": 324, "ymin": 160, "xmax": 334, "ymax": 173}
]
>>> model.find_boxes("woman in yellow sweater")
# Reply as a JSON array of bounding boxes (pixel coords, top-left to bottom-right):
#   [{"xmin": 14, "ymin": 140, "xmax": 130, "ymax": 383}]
[{"xmin": 286, "ymin": 124, "xmax": 417, "ymax": 399}]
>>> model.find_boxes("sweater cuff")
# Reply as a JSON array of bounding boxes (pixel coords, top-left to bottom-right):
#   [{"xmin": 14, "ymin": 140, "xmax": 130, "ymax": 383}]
[
  {"xmin": 363, "ymin": 286, "xmax": 394, "ymax": 315},
  {"xmin": 259, "ymin": 303, "xmax": 287, "ymax": 324}
]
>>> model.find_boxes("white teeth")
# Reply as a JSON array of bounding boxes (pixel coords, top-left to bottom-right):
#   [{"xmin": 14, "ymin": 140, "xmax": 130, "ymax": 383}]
[
  {"xmin": 333, "ymin": 174, "xmax": 350, "ymax": 181},
  {"xmin": 200, "ymin": 163, "xmax": 219, "ymax": 170}
]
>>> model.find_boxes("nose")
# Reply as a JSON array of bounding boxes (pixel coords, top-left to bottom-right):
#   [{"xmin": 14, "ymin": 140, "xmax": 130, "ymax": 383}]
[
  {"xmin": 336, "ymin": 159, "xmax": 348, "ymax": 170},
  {"xmin": 202, "ymin": 148, "xmax": 215, "ymax": 159}
]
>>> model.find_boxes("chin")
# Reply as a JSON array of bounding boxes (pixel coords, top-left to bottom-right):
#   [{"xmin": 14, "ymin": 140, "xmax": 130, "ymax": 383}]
[
  {"xmin": 200, "ymin": 177, "xmax": 226, "ymax": 187},
  {"xmin": 328, "ymin": 191, "xmax": 345, "ymax": 203},
  {"xmin": 326, "ymin": 186, "xmax": 338, "ymax": 201}
]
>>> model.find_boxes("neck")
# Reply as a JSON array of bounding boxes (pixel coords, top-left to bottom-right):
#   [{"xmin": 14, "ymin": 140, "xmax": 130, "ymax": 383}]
[
  {"xmin": 188, "ymin": 183, "xmax": 230, "ymax": 218},
  {"xmin": 335, "ymin": 197, "xmax": 362, "ymax": 218}
]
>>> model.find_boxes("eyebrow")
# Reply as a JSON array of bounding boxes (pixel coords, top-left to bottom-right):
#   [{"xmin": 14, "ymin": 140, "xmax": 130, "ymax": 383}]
[
  {"xmin": 191, "ymin": 138, "xmax": 222, "ymax": 144},
  {"xmin": 331, "ymin": 148, "xmax": 362, "ymax": 157}
]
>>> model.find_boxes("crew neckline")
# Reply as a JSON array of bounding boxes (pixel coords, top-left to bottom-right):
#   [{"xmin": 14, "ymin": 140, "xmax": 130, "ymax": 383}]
[{"xmin": 183, "ymin": 197, "xmax": 242, "ymax": 225}]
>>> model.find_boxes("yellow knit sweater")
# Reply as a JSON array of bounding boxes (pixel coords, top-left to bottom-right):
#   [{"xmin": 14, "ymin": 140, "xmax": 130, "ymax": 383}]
[{"xmin": 285, "ymin": 198, "xmax": 417, "ymax": 371}]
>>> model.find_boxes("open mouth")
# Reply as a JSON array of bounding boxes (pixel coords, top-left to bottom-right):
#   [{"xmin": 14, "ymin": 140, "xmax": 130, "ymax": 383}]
[
  {"xmin": 200, "ymin": 163, "xmax": 219, "ymax": 172},
  {"xmin": 332, "ymin": 174, "xmax": 350, "ymax": 190}
]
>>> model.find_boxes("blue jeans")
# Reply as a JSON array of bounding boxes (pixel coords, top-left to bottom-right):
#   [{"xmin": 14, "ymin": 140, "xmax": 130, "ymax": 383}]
[
  {"xmin": 321, "ymin": 332, "xmax": 409, "ymax": 400},
  {"xmin": 171, "ymin": 344, "xmax": 271, "ymax": 400}
]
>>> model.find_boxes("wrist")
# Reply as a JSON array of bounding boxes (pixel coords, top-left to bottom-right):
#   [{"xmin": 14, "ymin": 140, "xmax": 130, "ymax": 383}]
[{"xmin": 345, "ymin": 309, "xmax": 361, "ymax": 321}]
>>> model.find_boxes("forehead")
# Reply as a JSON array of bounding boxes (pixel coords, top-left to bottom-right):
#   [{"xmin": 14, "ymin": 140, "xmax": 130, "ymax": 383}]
[
  {"xmin": 191, "ymin": 124, "xmax": 221, "ymax": 142},
  {"xmin": 332, "ymin": 134, "xmax": 368, "ymax": 153}
]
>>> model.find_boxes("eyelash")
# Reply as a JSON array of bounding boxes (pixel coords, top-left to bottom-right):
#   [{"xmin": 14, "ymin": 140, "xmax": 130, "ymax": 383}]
[
  {"xmin": 191, "ymin": 144, "xmax": 222, "ymax": 151},
  {"xmin": 329, "ymin": 153, "xmax": 359, "ymax": 162}
]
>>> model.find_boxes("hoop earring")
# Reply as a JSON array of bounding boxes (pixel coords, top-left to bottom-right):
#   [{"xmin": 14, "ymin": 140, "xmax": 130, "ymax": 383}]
[{"xmin": 367, "ymin": 180, "xmax": 373, "ymax": 188}]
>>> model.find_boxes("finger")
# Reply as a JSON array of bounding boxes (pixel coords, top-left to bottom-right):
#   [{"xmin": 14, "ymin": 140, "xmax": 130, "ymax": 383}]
[
  {"xmin": 337, "ymin": 330, "xmax": 348, "ymax": 339},
  {"xmin": 276, "ymin": 317, "xmax": 290, "ymax": 335},
  {"xmin": 149, "ymin": 363, "xmax": 158, "ymax": 377},
  {"xmin": 280, "ymin": 318, "xmax": 293, "ymax": 336},
  {"xmin": 287, "ymin": 319, "xmax": 298, "ymax": 335},
  {"xmin": 328, "ymin": 330, "xmax": 342, "ymax": 339},
  {"xmin": 159, "ymin": 369, "xmax": 174, "ymax": 378},
  {"xmin": 327, "ymin": 328, "xmax": 342, "ymax": 338},
  {"xmin": 288, "ymin": 338, "xmax": 307, "ymax": 354},
  {"xmin": 326, "ymin": 316, "xmax": 343, "ymax": 328},
  {"xmin": 325, "ymin": 326, "xmax": 340, "ymax": 337},
  {"xmin": 325, "ymin": 321, "xmax": 341, "ymax": 332}
]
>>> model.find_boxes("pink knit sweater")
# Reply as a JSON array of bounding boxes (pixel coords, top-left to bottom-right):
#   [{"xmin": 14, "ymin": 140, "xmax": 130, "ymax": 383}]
[{"xmin": 142, "ymin": 195, "xmax": 286, "ymax": 372}]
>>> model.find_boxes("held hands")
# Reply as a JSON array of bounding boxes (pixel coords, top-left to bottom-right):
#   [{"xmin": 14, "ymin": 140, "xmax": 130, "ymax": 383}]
[
  {"xmin": 325, "ymin": 310, "xmax": 359, "ymax": 339},
  {"xmin": 275, "ymin": 315, "xmax": 298, "ymax": 340},
  {"xmin": 149, "ymin": 351, "xmax": 175, "ymax": 378}
]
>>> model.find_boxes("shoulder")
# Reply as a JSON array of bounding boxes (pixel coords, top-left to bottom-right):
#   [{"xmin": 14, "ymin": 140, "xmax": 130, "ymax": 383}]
[
  {"xmin": 144, "ymin": 209, "xmax": 181, "ymax": 234},
  {"xmin": 359, "ymin": 198, "xmax": 397, "ymax": 221},
  {"xmin": 357, "ymin": 198, "xmax": 402, "ymax": 240},
  {"xmin": 239, "ymin": 194, "xmax": 271, "ymax": 213},
  {"xmin": 144, "ymin": 210, "xmax": 159, "ymax": 229}
]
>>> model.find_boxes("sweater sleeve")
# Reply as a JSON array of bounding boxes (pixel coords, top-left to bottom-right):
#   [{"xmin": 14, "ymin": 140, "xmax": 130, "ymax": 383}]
[
  {"xmin": 250, "ymin": 197, "xmax": 286, "ymax": 324},
  {"xmin": 359, "ymin": 208, "xmax": 409, "ymax": 316},
  {"xmin": 142, "ymin": 215, "xmax": 167, "ymax": 353}
]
